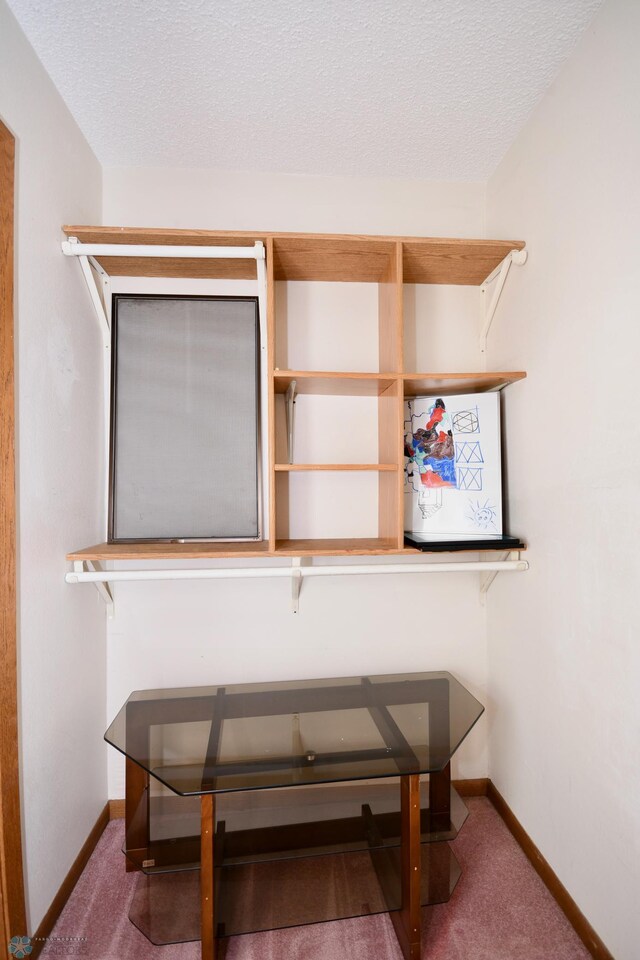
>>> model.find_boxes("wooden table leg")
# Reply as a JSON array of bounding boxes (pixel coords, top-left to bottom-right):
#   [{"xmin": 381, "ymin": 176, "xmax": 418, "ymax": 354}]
[
  {"xmin": 390, "ymin": 773, "xmax": 421, "ymax": 960},
  {"xmin": 201, "ymin": 794, "xmax": 216, "ymax": 960},
  {"xmin": 429, "ymin": 761, "xmax": 451, "ymax": 831},
  {"xmin": 428, "ymin": 677, "xmax": 452, "ymax": 835},
  {"xmin": 125, "ymin": 754, "xmax": 149, "ymax": 872}
]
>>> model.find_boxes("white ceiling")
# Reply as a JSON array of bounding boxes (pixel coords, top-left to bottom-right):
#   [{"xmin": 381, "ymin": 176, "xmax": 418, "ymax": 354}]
[{"xmin": 8, "ymin": 0, "xmax": 602, "ymax": 180}]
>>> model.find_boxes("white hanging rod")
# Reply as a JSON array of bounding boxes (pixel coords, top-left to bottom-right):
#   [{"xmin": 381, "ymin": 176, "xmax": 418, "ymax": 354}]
[
  {"xmin": 61, "ymin": 239, "xmax": 265, "ymax": 260},
  {"xmin": 67, "ymin": 558, "xmax": 528, "ymax": 585}
]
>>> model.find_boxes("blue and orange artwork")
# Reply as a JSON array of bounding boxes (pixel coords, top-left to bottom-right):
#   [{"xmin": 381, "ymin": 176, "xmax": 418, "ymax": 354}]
[{"xmin": 404, "ymin": 398, "xmax": 457, "ymax": 488}]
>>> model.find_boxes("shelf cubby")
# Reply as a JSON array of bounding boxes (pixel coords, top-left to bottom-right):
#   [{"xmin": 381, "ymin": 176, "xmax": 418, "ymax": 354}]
[
  {"xmin": 273, "ymin": 389, "xmax": 382, "ymax": 467},
  {"xmin": 274, "ymin": 470, "xmax": 387, "ymax": 543}
]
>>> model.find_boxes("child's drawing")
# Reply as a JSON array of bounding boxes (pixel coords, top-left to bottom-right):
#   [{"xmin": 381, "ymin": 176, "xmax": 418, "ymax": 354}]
[
  {"xmin": 404, "ymin": 393, "xmax": 502, "ymax": 540},
  {"xmin": 452, "ymin": 409, "xmax": 479, "ymax": 433},
  {"xmin": 455, "ymin": 441, "xmax": 484, "ymax": 464},
  {"xmin": 457, "ymin": 467, "xmax": 483, "ymax": 491},
  {"xmin": 466, "ymin": 498, "xmax": 498, "ymax": 532}
]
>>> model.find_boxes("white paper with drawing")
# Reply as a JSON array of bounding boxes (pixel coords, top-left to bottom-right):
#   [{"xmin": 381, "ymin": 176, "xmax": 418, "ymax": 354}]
[{"xmin": 404, "ymin": 392, "xmax": 503, "ymax": 539}]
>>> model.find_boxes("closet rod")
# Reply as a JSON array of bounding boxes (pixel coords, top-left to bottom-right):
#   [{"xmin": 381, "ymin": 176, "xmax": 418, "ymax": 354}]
[
  {"xmin": 67, "ymin": 558, "xmax": 528, "ymax": 584},
  {"xmin": 61, "ymin": 239, "xmax": 265, "ymax": 260}
]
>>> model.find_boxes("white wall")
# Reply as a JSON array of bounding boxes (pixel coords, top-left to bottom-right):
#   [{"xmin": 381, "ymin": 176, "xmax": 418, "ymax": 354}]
[
  {"xmin": 0, "ymin": 0, "xmax": 106, "ymax": 934},
  {"xmin": 104, "ymin": 166, "xmax": 484, "ymax": 237},
  {"xmin": 103, "ymin": 170, "xmax": 491, "ymax": 799},
  {"xmin": 485, "ymin": 1, "xmax": 639, "ymax": 957}
]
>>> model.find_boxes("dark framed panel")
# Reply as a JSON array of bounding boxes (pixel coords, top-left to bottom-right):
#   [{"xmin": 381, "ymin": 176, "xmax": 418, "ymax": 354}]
[{"xmin": 109, "ymin": 294, "xmax": 261, "ymax": 543}]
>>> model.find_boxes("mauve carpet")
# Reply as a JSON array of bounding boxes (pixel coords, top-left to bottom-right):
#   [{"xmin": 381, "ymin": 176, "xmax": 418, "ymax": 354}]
[{"xmin": 40, "ymin": 798, "xmax": 591, "ymax": 960}]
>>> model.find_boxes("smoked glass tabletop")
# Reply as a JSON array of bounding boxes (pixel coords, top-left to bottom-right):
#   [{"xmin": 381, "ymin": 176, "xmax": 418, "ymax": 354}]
[{"xmin": 105, "ymin": 671, "xmax": 484, "ymax": 796}]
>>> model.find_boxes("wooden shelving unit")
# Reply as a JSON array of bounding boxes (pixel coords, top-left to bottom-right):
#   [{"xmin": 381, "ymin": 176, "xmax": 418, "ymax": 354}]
[{"xmin": 63, "ymin": 226, "xmax": 527, "ymax": 564}]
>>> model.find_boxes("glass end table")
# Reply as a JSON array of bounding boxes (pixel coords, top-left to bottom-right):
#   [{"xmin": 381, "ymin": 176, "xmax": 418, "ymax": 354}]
[{"xmin": 106, "ymin": 670, "xmax": 484, "ymax": 960}]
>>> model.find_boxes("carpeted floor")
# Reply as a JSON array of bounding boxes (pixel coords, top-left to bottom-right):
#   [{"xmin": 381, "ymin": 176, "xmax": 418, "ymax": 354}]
[{"xmin": 40, "ymin": 798, "xmax": 591, "ymax": 960}]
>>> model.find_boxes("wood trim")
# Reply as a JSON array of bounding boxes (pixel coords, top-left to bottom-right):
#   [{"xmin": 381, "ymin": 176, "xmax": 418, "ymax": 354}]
[
  {"xmin": 451, "ymin": 777, "xmax": 489, "ymax": 797},
  {"xmin": 200, "ymin": 795, "xmax": 216, "ymax": 959},
  {"xmin": 0, "ymin": 119, "xmax": 26, "ymax": 950},
  {"xmin": 390, "ymin": 773, "xmax": 421, "ymax": 960},
  {"xmin": 30, "ymin": 803, "xmax": 110, "ymax": 959},
  {"xmin": 109, "ymin": 799, "xmax": 126, "ymax": 819},
  {"xmin": 487, "ymin": 782, "xmax": 614, "ymax": 960}
]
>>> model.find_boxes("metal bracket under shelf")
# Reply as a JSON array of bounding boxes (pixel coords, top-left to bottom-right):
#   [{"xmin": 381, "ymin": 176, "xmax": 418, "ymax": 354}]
[
  {"xmin": 480, "ymin": 248, "xmax": 528, "ymax": 355},
  {"xmin": 479, "ymin": 550, "xmax": 526, "ymax": 604},
  {"xmin": 285, "ymin": 380, "xmax": 297, "ymax": 465},
  {"xmin": 66, "ymin": 551, "xmax": 528, "ymax": 614},
  {"xmin": 73, "ymin": 561, "xmax": 115, "ymax": 618}
]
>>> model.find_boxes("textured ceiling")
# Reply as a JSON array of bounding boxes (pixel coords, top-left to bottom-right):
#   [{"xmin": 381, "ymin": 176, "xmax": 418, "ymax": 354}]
[{"xmin": 8, "ymin": 0, "xmax": 602, "ymax": 179}]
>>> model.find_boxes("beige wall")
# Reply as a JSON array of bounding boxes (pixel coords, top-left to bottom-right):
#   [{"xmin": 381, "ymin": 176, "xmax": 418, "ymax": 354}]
[
  {"xmin": 104, "ymin": 165, "xmax": 484, "ymax": 237},
  {"xmin": 485, "ymin": 0, "xmax": 639, "ymax": 956},
  {"xmin": 0, "ymin": 0, "xmax": 106, "ymax": 933}
]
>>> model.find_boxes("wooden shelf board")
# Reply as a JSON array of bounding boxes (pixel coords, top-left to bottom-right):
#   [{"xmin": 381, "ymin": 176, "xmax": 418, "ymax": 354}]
[
  {"xmin": 402, "ymin": 239, "xmax": 525, "ymax": 285},
  {"xmin": 66, "ymin": 541, "xmax": 272, "ymax": 561},
  {"xmin": 67, "ymin": 539, "xmax": 526, "ymax": 561},
  {"xmin": 274, "ymin": 464, "xmax": 398, "ymax": 472},
  {"xmin": 273, "ymin": 371, "xmax": 398, "ymax": 396},
  {"xmin": 403, "ymin": 372, "xmax": 526, "ymax": 396},
  {"xmin": 274, "ymin": 538, "xmax": 405, "ymax": 556},
  {"xmin": 63, "ymin": 227, "xmax": 524, "ymax": 286},
  {"xmin": 69, "ymin": 539, "xmax": 407, "ymax": 560}
]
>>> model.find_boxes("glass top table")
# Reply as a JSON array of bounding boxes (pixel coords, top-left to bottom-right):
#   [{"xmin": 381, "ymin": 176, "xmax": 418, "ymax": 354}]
[
  {"xmin": 106, "ymin": 670, "xmax": 484, "ymax": 795},
  {"xmin": 107, "ymin": 671, "xmax": 484, "ymax": 960}
]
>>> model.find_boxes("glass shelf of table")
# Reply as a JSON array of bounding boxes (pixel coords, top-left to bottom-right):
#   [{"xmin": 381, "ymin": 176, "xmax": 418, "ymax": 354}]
[
  {"xmin": 123, "ymin": 780, "xmax": 469, "ymax": 874},
  {"xmin": 128, "ymin": 840, "xmax": 462, "ymax": 944}
]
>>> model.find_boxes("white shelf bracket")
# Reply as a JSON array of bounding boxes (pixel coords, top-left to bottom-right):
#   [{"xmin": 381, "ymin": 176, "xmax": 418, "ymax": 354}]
[
  {"xmin": 73, "ymin": 560, "xmax": 115, "ymax": 618},
  {"xmin": 65, "ymin": 238, "xmax": 111, "ymax": 349},
  {"xmin": 480, "ymin": 550, "xmax": 527, "ymax": 604},
  {"xmin": 291, "ymin": 557, "xmax": 302, "ymax": 614},
  {"xmin": 480, "ymin": 248, "xmax": 527, "ymax": 355},
  {"xmin": 285, "ymin": 380, "xmax": 297, "ymax": 464}
]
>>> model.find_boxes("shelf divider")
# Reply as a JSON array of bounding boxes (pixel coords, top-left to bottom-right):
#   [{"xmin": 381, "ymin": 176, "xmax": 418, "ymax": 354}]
[
  {"xmin": 266, "ymin": 237, "xmax": 277, "ymax": 552},
  {"xmin": 378, "ymin": 242, "xmax": 404, "ymax": 549}
]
